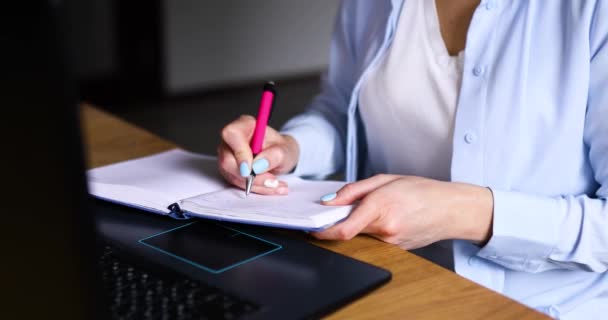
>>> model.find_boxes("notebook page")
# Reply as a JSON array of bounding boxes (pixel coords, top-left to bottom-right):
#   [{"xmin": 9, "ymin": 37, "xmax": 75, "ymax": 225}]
[
  {"xmin": 89, "ymin": 183, "xmax": 175, "ymax": 214},
  {"xmin": 88, "ymin": 149, "xmax": 228, "ymax": 212},
  {"xmin": 179, "ymin": 177, "xmax": 353, "ymax": 229}
]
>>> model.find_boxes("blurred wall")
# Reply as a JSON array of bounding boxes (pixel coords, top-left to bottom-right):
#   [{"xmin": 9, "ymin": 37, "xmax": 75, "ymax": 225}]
[
  {"xmin": 164, "ymin": 0, "xmax": 340, "ymax": 94},
  {"xmin": 67, "ymin": 0, "xmax": 116, "ymax": 79},
  {"xmin": 67, "ymin": 0, "xmax": 340, "ymax": 94}
]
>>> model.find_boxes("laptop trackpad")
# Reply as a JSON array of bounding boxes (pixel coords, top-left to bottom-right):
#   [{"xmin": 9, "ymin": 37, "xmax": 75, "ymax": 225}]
[{"xmin": 139, "ymin": 222, "xmax": 282, "ymax": 274}]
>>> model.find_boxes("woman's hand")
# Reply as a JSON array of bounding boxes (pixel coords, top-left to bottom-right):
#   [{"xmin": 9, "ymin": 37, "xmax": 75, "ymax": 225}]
[
  {"xmin": 312, "ymin": 174, "xmax": 494, "ymax": 249},
  {"xmin": 217, "ymin": 115, "xmax": 300, "ymax": 195}
]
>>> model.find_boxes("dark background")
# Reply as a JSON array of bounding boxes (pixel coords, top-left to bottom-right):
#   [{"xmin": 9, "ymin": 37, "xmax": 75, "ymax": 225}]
[{"xmin": 68, "ymin": 0, "xmax": 340, "ymax": 154}]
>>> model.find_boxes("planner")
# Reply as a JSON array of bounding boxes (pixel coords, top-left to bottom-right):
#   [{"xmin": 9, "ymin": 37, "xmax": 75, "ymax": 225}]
[{"xmin": 87, "ymin": 149, "xmax": 352, "ymax": 231}]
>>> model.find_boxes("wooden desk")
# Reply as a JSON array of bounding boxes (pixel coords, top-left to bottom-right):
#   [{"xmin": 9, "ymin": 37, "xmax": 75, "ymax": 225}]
[{"xmin": 81, "ymin": 105, "xmax": 548, "ymax": 320}]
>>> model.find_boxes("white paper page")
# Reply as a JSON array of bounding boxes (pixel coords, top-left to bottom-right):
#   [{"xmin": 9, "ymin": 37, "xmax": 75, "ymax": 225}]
[
  {"xmin": 179, "ymin": 176, "xmax": 352, "ymax": 229},
  {"xmin": 88, "ymin": 149, "xmax": 228, "ymax": 212}
]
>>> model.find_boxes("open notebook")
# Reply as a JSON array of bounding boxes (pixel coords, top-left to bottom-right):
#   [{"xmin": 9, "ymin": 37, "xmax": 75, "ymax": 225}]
[{"xmin": 87, "ymin": 149, "xmax": 352, "ymax": 231}]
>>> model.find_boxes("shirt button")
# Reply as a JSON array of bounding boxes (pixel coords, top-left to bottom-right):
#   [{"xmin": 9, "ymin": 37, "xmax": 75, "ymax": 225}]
[
  {"xmin": 485, "ymin": 0, "xmax": 497, "ymax": 10},
  {"xmin": 468, "ymin": 256, "xmax": 479, "ymax": 266},
  {"xmin": 464, "ymin": 132, "xmax": 477, "ymax": 144},
  {"xmin": 473, "ymin": 66, "xmax": 484, "ymax": 76}
]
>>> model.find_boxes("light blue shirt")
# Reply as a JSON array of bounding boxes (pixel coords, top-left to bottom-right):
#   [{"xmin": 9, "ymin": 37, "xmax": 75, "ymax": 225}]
[{"xmin": 281, "ymin": 0, "xmax": 608, "ymax": 318}]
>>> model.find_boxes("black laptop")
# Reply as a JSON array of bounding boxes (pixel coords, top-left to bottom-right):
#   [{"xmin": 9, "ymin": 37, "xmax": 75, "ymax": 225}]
[{"xmin": 4, "ymin": 1, "xmax": 391, "ymax": 319}]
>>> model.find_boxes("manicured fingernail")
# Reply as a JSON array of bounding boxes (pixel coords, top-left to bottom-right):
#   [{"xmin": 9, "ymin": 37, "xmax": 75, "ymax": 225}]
[
  {"xmin": 277, "ymin": 186, "xmax": 288, "ymax": 195},
  {"xmin": 320, "ymin": 192, "xmax": 337, "ymax": 202},
  {"xmin": 252, "ymin": 158, "xmax": 269, "ymax": 174},
  {"xmin": 263, "ymin": 179, "xmax": 279, "ymax": 188},
  {"xmin": 239, "ymin": 161, "xmax": 250, "ymax": 177}
]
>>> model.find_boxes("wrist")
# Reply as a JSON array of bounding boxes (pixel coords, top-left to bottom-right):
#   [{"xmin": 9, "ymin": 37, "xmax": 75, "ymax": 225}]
[
  {"xmin": 281, "ymin": 134, "xmax": 300, "ymax": 173},
  {"xmin": 446, "ymin": 183, "xmax": 494, "ymax": 244}
]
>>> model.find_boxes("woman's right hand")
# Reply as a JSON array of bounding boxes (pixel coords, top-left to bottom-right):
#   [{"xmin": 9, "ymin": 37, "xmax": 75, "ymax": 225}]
[{"xmin": 217, "ymin": 115, "xmax": 300, "ymax": 195}]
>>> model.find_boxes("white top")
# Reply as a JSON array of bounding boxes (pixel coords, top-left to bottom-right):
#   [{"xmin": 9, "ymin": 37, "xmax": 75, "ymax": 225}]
[
  {"xmin": 358, "ymin": 0, "xmax": 464, "ymax": 269},
  {"xmin": 359, "ymin": 0, "xmax": 464, "ymax": 181}
]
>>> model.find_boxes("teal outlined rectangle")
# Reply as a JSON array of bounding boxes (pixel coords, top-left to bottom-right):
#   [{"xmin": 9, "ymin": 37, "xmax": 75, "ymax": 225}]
[{"xmin": 138, "ymin": 222, "xmax": 282, "ymax": 274}]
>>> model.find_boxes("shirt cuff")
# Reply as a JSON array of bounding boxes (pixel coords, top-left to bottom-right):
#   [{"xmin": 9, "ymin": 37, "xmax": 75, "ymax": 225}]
[
  {"xmin": 280, "ymin": 114, "xmax": 343, "ymax": 179},
  {"xmin": 476, "ymin": 189, "xmax": 564, "ymax": 272}
]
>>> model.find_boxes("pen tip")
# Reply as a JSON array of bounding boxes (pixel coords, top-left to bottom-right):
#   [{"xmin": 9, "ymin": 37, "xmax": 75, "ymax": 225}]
[{"xmin": 245, "ymin": 176, "xmax": 253, "ymax": 196}]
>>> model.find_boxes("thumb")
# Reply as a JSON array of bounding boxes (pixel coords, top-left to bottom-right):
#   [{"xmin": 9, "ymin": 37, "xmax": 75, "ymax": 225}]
[
  {"xmin": 251, "ymin": 143, "xmax": 294, "ymax": 175},
  {"xmin": 321, "ymin": 174, "xmax": 400, "ymax": 206}
]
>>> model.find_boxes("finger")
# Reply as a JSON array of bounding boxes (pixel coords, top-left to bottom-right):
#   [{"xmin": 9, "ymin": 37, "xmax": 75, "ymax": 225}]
[
  {"xmin": 221, "ymin": 115, "xmax": 256, "ymax": 177},
  {"xmin": 321, "ymin": 174, "xmax": 400, "ymax": 206},
  {"xmin": 261, "ymin": 126, "xmax": 283, "ymax": 148},
  {"xmin": 218, "ymin": 143, "xmax": 289, "ymax": 196},
  {"xmin": 312, "ymin": 198, "xmax": 380, "ymax": 240},
  {"xmin": 250, "ymin": 179, "xmax": 289, "ymax": 195},
  {"xmin": 217, "ymin": 142, "xmax": 240, "ymax": 178},
  {"xmin": 251, "ymin": 144, "xmax": 291, "ymax": 175},
  {"xmin": 217, "ymin": 144, "xmax": 252, "ymax": 190},
  {"xmin": 218, "ymin": 162, "xmax": 244, "ymax": 189},
  {"xmin": 251, "ymin": 172, "xmax": 285, "ymax": 187},
  {"xmin": 250, "ymin": 172, "xmax": 290, "ymax": 194},
  {"xmin": 218, "ymin": 166, "xmax": 289, "ymax": 195}
]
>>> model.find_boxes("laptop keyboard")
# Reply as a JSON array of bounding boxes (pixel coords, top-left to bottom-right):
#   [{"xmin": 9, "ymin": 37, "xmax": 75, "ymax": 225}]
[{"xmin": 99, "ymin": 245, "xmax": 259, "ymax": 320}]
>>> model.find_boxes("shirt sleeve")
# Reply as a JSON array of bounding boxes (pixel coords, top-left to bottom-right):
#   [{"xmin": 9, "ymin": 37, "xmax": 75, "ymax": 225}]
[
  {"xmin": 280, "ymin": 0, "xmax": 357, "ymax": 179},
  {"xmin": 477, "ymin": 2, "xmax": 608, "ymax": 273}
]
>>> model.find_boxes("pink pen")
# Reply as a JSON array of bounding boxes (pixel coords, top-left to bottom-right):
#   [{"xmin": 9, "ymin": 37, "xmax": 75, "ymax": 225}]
[{"xmin": 246, "ymin": 81, "xmax": 276, "ymax": 196}]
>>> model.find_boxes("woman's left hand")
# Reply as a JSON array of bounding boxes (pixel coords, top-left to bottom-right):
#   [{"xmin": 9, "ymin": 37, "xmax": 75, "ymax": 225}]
[{"xmin": 312, "ymin": 174, "xmax": 494, "ymax": 249}]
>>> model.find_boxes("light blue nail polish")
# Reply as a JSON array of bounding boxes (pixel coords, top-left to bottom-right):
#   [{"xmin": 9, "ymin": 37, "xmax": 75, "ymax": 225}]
[
  {"xmin": 239, "ymin": 161, "xmax": 250, "ymax": 177},
  {"xmin": 320, "ymin": 192, "xmax": 337, "ymax": 202},
  {"xmin": 252, "ymin": 158, "xmax": 269, "ymax": 174}
]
